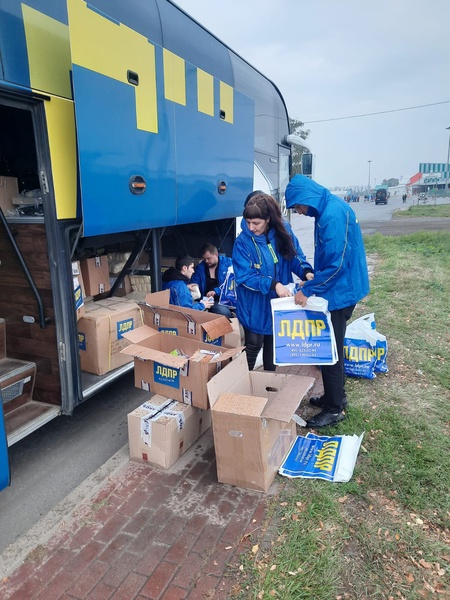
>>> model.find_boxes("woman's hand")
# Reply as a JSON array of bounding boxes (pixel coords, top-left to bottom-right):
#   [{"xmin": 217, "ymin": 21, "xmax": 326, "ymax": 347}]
[
  {"xmin": 306, "ymin": 272, "xmax": 314, "ymax": 281},
  {"xmin": 275, "ymin": 283, "xmax": 293, "ymax": 298}
]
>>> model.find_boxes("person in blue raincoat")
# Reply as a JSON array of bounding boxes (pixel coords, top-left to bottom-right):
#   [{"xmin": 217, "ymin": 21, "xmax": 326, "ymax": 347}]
[
  {"xmin": 232, "ymin": 193, "xmax": 314, "ymax": 371},
  {"xmin": 285, "ymin": 175, "xmax": 370, "ymax": 428},
  {"xmin": 162, "ymin": 255, "xmax": 213, "ymax": 311}
]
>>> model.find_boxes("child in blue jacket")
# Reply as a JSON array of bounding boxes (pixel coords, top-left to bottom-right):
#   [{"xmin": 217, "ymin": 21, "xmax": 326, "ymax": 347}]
[{"xmin": 162, "ymin": 256, "xmax": 213, "ymax": 311}]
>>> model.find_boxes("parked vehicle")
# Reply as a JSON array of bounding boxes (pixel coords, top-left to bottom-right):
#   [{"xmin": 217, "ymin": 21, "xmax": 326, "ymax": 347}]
[
  {"xmin": 0, "ymin": 0, "xmax": 310, "ymax": 447},
  {"xmin": 375, "ymin": 189, "xmax": 388, "ymax": 205}
]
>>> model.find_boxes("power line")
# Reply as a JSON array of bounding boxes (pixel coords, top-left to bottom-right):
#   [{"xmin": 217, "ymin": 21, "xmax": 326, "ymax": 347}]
[{"xmin": 303, "ymin": 100, "xmax": 450, "ymax": 124}]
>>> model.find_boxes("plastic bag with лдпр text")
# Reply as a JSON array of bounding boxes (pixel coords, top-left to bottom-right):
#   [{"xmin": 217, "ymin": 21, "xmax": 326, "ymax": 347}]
[{"xmin": 344, "ymin": 313, "xmax": 388, "ymax": 379}]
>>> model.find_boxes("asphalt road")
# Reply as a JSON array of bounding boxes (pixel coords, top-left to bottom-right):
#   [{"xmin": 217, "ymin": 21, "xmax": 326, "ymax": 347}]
[{"xmin": 1, "ymin": 194, "xmax": 449, "ymax": 559}]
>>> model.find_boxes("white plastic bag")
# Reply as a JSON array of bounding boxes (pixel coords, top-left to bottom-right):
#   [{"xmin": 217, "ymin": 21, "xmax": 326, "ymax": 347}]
[{"xmin": 271, "ymin": 296, "xmax": 338, "ymax": 366}]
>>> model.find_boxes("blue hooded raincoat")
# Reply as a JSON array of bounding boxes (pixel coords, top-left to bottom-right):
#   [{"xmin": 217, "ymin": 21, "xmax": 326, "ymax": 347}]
[
  {"xmin": 232, "ymin": 219, "xmax": 313, "ymax": 335},
  {"xmin": 285, "ymin": 175, "xmax": 370, "ymax": 311}
]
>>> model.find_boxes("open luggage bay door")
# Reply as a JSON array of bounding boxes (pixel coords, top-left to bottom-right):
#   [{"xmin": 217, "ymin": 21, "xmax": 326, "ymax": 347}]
[{"xmin": 66, "ymin": 0, "xmax": 254, "ymax": 237}]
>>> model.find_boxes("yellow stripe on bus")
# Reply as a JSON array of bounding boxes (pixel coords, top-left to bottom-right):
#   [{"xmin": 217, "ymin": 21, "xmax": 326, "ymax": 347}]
[
  {"xmin": 22, "ymin": 4, "xmax": 72, "ymax": 99},
  {"xmin": 197, "ymin": 68, "xmax": 214, "ymax": 116},
  {"xmin": 43, "ymin": 95, "xmax": 78, "ymax": 220},
  {"xmin": 163, "ymin": 49, "xmax": 186, "ymax": 105},
  {"xmin": 220, "ymin": 81, "xmax": 233, "ymax": 124},
  {"xmin": 67, "ymin": 0, "xmax": 158, "ymax": 133}
]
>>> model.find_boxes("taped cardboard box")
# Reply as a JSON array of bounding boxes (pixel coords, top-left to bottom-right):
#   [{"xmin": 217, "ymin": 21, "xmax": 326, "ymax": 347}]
[
  {"xmin": 138, "ymin": 290, "xmax": 233, "ymax": 346},
  {"xmin": 121, "ymin": 326, "xmax": 243, "ymax": 409},
  {"xmin": 78, "ymin": 298, "xmax": 143, "ymax": 375},
  {"xmin": 127, "ymin": 395, "xmax": 212, "ymax": 469},
  {"xmin": 80, "ymin": 256, "xmax": 111, "ymax": 297},
  {"xmin": 207, "ymin": 352, "xmax": 315, "ymax": 492},
  {"xmin": 72, "ymin": 261, "xmax": 85, "ymax": 321},
  {"xmin": 0, "ymin": 176, "xmax": 19, "ymax": 214}
]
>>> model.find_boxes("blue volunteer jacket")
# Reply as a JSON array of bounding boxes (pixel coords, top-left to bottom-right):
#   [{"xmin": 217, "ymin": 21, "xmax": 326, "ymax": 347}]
[
  {"xmin": 285, "ymin": 175, "xmax": 370, "ymax": 311},
  {"xmin": 232, "ymin": 220, "xmax": 313, "ymax": 335},
  {"xmin": 161, "ymin": 267, "xmax": 206, "ymax": 311},
  {"xmin": 190, "ymin": 255, "xmax": 233, "ymax": 297}
]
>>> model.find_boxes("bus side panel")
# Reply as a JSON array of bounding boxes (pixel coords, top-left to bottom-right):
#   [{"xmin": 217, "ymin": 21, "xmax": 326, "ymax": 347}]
[
  {"xmin": 175, "ymin": 71, "xmax": 254, "ymax": 225},
  {"xmin": 0, "ymin": 222, "xmax": 61, "ymax": 406}
]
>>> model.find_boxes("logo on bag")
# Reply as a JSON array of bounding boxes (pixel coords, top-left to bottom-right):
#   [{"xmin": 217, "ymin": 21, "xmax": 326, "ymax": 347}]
[
  {"xmin": 154, "ymin": 362, "xmax": 180, "ymax": 388},
  {"xmin": 273, "ymin": 308, "xmax": 335, "ymax": 365},
  {"xmin": 277, "ymin": 319, "xmax": 326, "ymax": 339}
]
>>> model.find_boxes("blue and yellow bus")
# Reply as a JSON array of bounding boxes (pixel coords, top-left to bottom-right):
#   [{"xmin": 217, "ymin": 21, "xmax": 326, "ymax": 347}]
[{"xmin": 0, "ymin": 0, "xmax": 309, "ymax": 444}]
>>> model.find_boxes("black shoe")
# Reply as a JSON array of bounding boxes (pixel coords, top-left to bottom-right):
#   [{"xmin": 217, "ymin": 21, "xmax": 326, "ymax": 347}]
[
  {"xmin": 306, "ymin": 410, "xmax": 345, "ymax": 428},
  {"xmin": 309, "ymin": 395, "xmax": 348, "ymax": 409}
]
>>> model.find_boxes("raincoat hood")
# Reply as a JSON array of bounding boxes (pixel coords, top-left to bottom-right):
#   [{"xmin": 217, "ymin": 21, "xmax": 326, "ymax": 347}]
[{"xmin": 285, "ymin": 174, "xmax": 330, "ymax": 217}]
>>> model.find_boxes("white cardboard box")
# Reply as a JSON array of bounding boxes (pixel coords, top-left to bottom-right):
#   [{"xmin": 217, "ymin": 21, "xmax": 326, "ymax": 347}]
[
  {"xmin": 127, "ymin": 395, "xmax": 212, "ymax": 469},
  {"xmin": 207, "ymin": 352, "xmax": 315, "ymax": 492}
]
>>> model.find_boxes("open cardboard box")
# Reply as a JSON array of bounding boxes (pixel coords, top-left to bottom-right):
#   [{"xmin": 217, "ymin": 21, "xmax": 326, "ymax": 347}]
[
  {"xmin": 127, "ymin": 395, "xmax": 212, "ymax": 469},
  {"xmin": 207, "ymin": 352, "xmax": 315, "ymax": 492},
  {"xmin": 138, "ymin": 290, "xmax": 233, "ymax": 346},
  {"xmin": 121, "ymin": 326, "xmax": 243, "ymax": 409}
]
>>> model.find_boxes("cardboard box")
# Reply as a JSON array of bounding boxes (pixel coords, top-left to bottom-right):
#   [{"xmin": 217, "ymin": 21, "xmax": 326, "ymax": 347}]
[
  {"xmin": 127, "ymin": 395, "xmax": 212, "ymax": 469},
  {"xmin": 109, "ymin": 275, "xmax": 132, "ymax": 297},
  {"xmin": 0, "ymin": 176, "xmax": 19, "ymax": 214},
  {"xmin": 80, "ymin": 256, "xmax": 111, "ymax": 297},
  {"xmin": 121, "ymin": 327, "xmax": 243, "ymax": 409},
  {"xmin": 207, "ymin": 352, "xmax": 315, "ymax": 492},
  {"xmin": 139, "ymin": 290, "xmax": 233, "ymax": 346},
  {"xmin": 78, "ymin": 298, "xmax": 144, "ymax": 375},
  {"xmin": 72, "ymin": 261, "xmax": 85, "ymax": 321},
  {"xmin": 223, "ymin": 317, "xmax": 243, "ymax": 348}
]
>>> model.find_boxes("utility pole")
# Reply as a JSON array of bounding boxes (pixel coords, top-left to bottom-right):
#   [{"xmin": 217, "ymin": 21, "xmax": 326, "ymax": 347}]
[
  {"xmin": 446, "ymin": 127, "xmax": 450, "ymax": 192},
  {"xmin": 367, "ymin": 160, "xmax": 372, "ymax": 195}
]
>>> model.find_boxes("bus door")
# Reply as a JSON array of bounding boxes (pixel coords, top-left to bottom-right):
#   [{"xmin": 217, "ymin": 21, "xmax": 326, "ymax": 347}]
[{"xmin": 66, "ymin": 0, "xmax": 177, "ymax": 237}]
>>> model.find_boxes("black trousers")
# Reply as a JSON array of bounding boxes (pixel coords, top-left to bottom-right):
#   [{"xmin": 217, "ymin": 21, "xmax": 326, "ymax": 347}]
[
  {"xmin": 243, "ymin": 328, "xmax": 276, "ymax": 371},
  {"xmin": 321, "ymin": 304, "xmax": 355, "ymax": 412},
  {"xmin": 209, "ymin": 302, "xmax": 233, "ymax": 319}
]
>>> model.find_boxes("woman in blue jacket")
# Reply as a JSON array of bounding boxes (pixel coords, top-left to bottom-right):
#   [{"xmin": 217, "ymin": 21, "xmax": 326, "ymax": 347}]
[
  {"xmin": 232, "ymin": 193, "xmax": 313, "ymax": 371},
  {"xmin": 285, "ymin": 175, "xmax": 370, "ymax": 428}
]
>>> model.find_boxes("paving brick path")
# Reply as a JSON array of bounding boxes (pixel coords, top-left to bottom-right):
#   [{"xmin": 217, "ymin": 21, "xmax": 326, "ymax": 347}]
[{"xmin": 1, "ymin": 365, "xmax": 321, "ymax": 600}]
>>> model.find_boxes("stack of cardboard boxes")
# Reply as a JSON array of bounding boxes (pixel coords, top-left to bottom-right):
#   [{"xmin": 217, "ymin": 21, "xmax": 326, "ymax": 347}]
[
  {"xmin": 72, "ymin": 259, "xmax": 316, "ymax": 492},
  {"xmin": 123, "ymin": 291, "xmax": 315, "ymax": 492},
  {"xmin": 75, "ymin": 256, "xmax": 144, "ymax": 376}
]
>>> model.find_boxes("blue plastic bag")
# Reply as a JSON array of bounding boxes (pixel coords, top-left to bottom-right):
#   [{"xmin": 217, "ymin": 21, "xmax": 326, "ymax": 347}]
[{"xmin": 218, "ymin": 266, "xmax": 237, "ymax": 309}]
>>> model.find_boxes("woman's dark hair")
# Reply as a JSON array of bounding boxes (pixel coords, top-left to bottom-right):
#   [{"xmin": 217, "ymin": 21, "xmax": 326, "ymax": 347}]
[
  {"xmin": 244, "ymin": 189, "xmax": 264, "ymax": 207},
  {"xmin": 243, "ymin": 193, "xmax": 296, "ymax": 259}
]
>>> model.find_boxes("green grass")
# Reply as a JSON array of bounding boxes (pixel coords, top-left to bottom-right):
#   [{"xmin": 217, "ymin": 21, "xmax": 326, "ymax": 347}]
[
  {"xmin": 228, "ymin": 231, "xmax": 450, "ymax": 600},
  {"xmin": 394, "ymin": 204, "xmax": 450, "ymax": 218}
]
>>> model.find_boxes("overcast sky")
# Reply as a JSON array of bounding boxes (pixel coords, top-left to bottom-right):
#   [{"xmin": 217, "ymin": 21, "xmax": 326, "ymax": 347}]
[{"xmin": 173, "ymin": 0, "xmax": 450, "ymax": 189}]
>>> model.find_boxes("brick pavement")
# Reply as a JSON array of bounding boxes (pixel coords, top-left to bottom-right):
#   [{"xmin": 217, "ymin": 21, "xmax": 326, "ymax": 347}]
[{"xmin": 1, "ymin": 365, "xmax": 322, "ymax": 600}]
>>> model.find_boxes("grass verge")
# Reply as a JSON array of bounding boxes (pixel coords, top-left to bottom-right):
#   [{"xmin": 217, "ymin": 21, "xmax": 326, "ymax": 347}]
[
  {"xmin": 393, "ymin": 204, "xmax": 450, "ymax": 218},
  {"xmin": 227, "ymin": 232, "xmax": 450, "ymax": 600}
]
